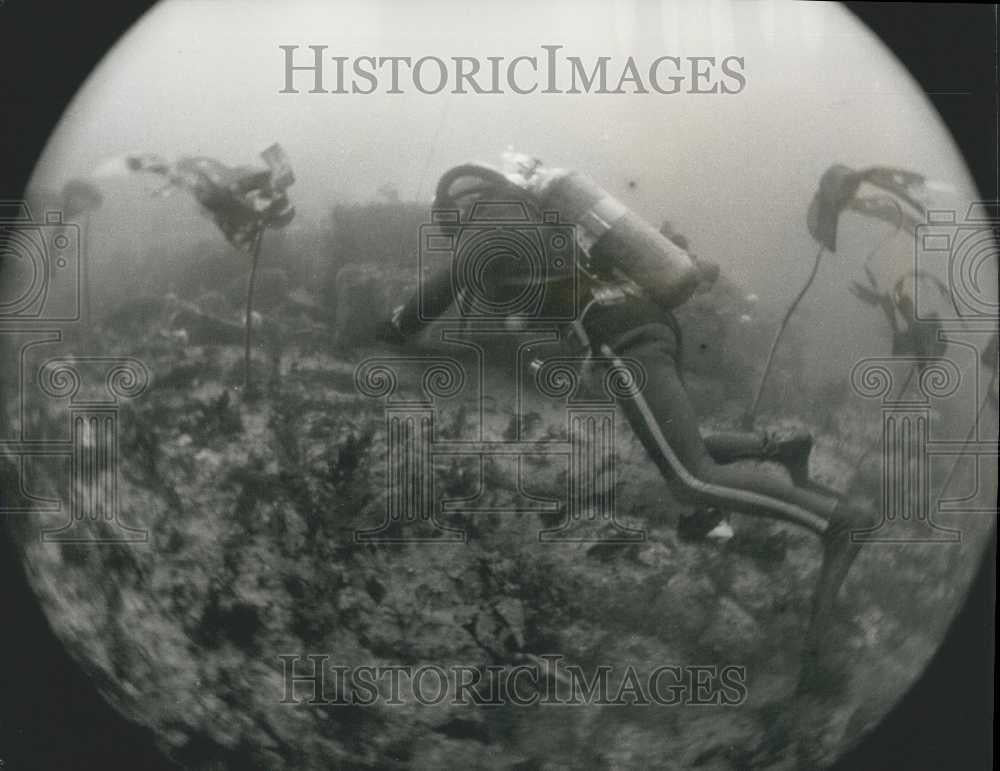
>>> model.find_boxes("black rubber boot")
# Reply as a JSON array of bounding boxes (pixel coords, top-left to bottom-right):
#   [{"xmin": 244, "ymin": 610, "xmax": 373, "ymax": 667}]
[
  {"xmin": 677, "ymin": 506, "xmax": 725, "ymax": 541},
  {"xmin": 768, "ymin": 431, "xmax": 814, "ymax": 487}
]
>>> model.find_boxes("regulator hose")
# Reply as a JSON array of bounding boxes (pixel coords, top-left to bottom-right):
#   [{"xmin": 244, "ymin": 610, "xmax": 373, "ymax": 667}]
[{"xmin": 433, "ymin": 163, "xmax": 541, "ymax": 216}]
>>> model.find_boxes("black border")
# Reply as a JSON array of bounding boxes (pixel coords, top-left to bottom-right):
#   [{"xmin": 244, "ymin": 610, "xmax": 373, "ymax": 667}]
[
  {"xmin": 1, "ymin": 2, "xmax": 995, "ymax": 769},
  {"xmin": 837, "ymin": 4, "xmax": 996, "ymax": 768}
]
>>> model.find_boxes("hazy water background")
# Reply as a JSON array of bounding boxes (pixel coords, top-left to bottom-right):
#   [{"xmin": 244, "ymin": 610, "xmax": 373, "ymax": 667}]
[
  {"xmin": 5, "ymin": 5, "xmax": 996, "ymax": 768},
  {"xmin": 27, "ymin": 0, "xmax": 984, "ymax": 391}
]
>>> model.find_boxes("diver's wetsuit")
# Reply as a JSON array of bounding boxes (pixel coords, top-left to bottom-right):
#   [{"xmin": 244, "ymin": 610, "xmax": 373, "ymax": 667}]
[
  {"xmin": 388, "ymin": 224, "xmax": 871, "ymax": 675},
  {"xmin": 582, "ymin": 297, "xmax": 841, "ymax": 532},
  {"xmin": 395, "ymin": 263, "xmax": 843, "ymax": 530}
]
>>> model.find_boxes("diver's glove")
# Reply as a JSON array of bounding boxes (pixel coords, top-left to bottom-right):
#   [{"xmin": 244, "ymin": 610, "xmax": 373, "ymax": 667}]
[{"xmin": 375, "ymin": 304, "xmax": 407, "ymax": 345}]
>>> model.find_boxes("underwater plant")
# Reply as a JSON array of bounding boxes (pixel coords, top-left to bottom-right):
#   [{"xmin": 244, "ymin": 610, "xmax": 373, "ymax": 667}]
[
  {"xmin": 126, "ymin": 144, "xmax": 296, "ymax": 387},
  {"xmin": 848, "ymin": 265, "xmax": 950, "ymax": 392},
  {"xmin": 744, "ymin": 164, "xmax": 931, "ymax": 428}
]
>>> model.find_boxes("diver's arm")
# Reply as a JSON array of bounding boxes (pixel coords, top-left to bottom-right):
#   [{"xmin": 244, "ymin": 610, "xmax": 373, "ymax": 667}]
[{"xmin": 379, "ymin": 264, "xmax": 455, "ymax": 343}]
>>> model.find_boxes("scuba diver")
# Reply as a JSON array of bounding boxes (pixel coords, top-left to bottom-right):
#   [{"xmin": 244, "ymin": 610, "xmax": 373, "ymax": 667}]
[{"xmin": 378, "ymin": 156, "xmax": 875, "ymax": 686}]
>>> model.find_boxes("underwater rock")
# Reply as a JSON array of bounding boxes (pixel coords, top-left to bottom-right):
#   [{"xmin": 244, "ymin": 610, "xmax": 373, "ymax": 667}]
[
  {"xmin": 4, "ymin": 264, "xmax": 990, "ymax": 771},
  {"xmin": 699, "ymin": 596, "xmax": 765, "ymax": 659}
]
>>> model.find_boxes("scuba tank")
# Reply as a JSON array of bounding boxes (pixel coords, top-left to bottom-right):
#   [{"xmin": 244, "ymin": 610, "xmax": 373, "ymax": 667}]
[
  {"xmin": 435, "ymin": 154, "xmax": 700, "ymax": 310},
  {"xmin": 527, "ymin": 168, "xmax": 700, "ymax": 309}
]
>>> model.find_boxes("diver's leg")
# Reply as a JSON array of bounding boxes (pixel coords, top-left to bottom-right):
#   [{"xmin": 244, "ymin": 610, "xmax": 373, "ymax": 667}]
[
  {"xmin": 796, "ymin": 511, "xmax": 868, "ymax": 693},
  {"xmin": 703, "ymin": 432, "xmax": 772, "ymax": 463},
  {"xmin": 697, "ymin": 433, "xmax": 802, "ymax": 540},
  {"xmin": 596, "ymin": 322, "xmax": 872, "ymax": 679},
  {"xmin": 605, "ymin": 325, "xmax": 843, "ymax": 532},
  {"xmin": 686, "ymin": 435, "xmax": 761, "ymax": 541},
  {"xmin": 704, "ymin": 431, "xmax": 811, "ymax": 484},
  {"xmin": 692, "ymin": 432, "xmax": 827, "ymax": 540},
  {"xmin": 703, "ymin": 431, "xmax": 840, "ymax": 496}
]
